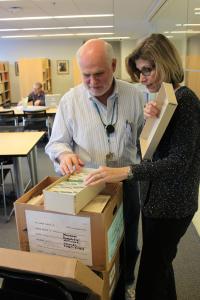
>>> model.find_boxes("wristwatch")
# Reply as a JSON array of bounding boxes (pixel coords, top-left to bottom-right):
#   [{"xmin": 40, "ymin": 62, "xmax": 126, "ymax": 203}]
[{"xmin": 127, "ymin": 166, "xmax": 134, "ymax": 180}]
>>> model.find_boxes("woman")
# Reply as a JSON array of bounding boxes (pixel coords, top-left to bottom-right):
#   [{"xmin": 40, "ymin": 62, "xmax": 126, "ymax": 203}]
[{"xmin": 85, "ymin": 34, "xmax": 200, "ymax": 300}]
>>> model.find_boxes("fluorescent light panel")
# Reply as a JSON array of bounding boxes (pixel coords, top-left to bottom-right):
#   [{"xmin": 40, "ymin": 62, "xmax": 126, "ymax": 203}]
[
  {"xmin": 171, "ymin": 30, "xmax": 200, "ymax": 33},
  {"xmin": 1, "ymin": 32, "xmax": 114, "ymax": 38},
  {"xmin": 0, "ymin": 25, "xmax": 114, "ymax": 32},
  {"xmin": 183, "ymin": 24, "xmax": 200, "ymax": 26},
  {"xmin": 99, "ymin": 36, "xmax": 130, "ymax": 40},
  {"xmin": 0, "ymin": 14, "xmax": 113, "ymax": 21}
]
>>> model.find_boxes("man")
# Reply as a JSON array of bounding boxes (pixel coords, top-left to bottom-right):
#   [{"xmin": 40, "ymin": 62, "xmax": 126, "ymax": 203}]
[
  {"xmin": 28, "ymin": 82, "xmax": 45, "ymax": 106},
  {"xmin": 45, "ymin": 39, "xmax": 144, "ymax": 300}
]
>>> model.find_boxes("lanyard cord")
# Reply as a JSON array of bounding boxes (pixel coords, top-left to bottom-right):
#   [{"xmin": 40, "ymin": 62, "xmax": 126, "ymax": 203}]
[{"xmin": 93, "ymin": 99, "xmax": 118, "ymax": 133}]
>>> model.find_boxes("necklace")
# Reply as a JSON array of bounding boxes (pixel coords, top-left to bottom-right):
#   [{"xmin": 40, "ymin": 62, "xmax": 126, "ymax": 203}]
[{"xmin": 94, "ymin": 99, "xmax": 118, "ymax": 136}]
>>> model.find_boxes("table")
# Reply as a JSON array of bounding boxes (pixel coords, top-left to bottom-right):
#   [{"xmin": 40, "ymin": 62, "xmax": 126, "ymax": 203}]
[
  {"xmin": 0, "ymin": 131, "xmax": 45, "ymax": 197},
  {"xmin": 0, "ymin": 106, "xmax": 57, "ymax": 116}
]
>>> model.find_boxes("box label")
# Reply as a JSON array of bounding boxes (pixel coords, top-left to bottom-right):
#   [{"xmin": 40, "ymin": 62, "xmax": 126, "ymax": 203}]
[
  {"xmin": 25, "ymin": 210, "xmax": 92, "ymax": 265},
  {"xmin": 107, "ymin": 203, "xmax": 124, "ymax": 262}
]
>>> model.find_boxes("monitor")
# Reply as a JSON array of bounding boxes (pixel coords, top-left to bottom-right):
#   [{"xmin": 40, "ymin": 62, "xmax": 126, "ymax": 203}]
[{"xmin": 45, "ymin": 94, "xmax": 61, "ymax": 107}]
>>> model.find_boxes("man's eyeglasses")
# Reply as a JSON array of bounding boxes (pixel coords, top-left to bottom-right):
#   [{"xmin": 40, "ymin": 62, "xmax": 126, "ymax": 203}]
[{"xmin": 135, "ymin": 67, "xmax": 154, "ymax": 78}]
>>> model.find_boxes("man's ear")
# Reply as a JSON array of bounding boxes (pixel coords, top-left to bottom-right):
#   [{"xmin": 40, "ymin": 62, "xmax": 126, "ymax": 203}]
[{"xmin": 112, "ymin": 59, "xmax": 117, "ymax": 73}]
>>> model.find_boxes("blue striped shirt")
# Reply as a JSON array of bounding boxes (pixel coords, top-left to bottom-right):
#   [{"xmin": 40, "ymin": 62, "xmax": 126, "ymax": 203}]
[{"xmin": 45, "ymin": 79, "xmax": 144, "ymax": 173}]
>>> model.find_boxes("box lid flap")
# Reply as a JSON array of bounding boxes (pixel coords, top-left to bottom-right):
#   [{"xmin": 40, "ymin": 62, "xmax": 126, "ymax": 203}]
[
  {"xmin": 0, "ymin": 248, "xmax": 103, "ymax": 296},
  {"xmin": 140, "ymin": 82, "xmax": 177, "ymax": 160},
  {"xmin": 82, "ymin": 195, "xmax": 111, "ymax": 213}
]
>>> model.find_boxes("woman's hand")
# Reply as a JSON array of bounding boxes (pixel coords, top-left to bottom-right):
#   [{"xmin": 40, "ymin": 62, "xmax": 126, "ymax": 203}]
[
  {"xmin": 84, "ymin": 166, "xmax": 130, "ymax": 186},
  {"xmin": 144, "ymin": 101, "xmax": 160, "ymax": 119}
]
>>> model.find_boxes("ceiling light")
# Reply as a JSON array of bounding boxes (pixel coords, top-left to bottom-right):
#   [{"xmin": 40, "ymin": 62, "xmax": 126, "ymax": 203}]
[
  {"xmin": 99, "ymin": 36, "xmax": 130, "ymax": 40},
  {"xmin": 175, "ymin": 24, "xmax": 182, "ymax": 26},
  {"xmin": 194, "ymin": 8, "xmax": 200, "ymax": 10},
  {"xmin": 1, "ymin": 32, "xmax": 114, "ymax": 39},
  {"xmin": 76, "ymin": 32, "xmax": 113, "ymax": 36},
  {"xmin": 0, "ymin": 25, "xmax": 114, "ymax": 32},
  {"xmin": 166, "ymin": 36, "xmax": 174, "ymax": 38},
  {"xmin": 1, "ymin": 35, "xmax": 38, "ymax": 38},
  {"xmin": 0, "ymin": 28, "xmax": 19, "ymax": 31},
  {"xmin": 183, "ymin": 24, "xmax": 200, "ymax": 26},
  {"xmin": 41, "ymin": 33, "xmax": 74, "ymax": 37},
  {"xmin": 171, "ymin": 30, "xmax": 200, "ymax": 33},
  {"xmin": 67, "ymin": 25, "xmax": 113, "ymax": 29},
  {"xmin": 0, "ymin": 14, "xmax": 113, "ymax": 21}
]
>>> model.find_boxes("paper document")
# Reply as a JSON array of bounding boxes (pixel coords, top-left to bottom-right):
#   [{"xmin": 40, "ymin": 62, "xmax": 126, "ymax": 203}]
[{"xmin": 26, "ymin": 210, "xmax": 92, "ymax": 265}]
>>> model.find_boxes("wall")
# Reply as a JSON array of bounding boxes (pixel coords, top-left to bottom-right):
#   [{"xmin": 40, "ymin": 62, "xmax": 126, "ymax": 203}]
[
  {"xmin": 0, "ymin": 38, "xmax": 121, "ymax": 103},
  {"xmin": 120, "ymin": 39, "xmax": 137, "ymax": 81}
]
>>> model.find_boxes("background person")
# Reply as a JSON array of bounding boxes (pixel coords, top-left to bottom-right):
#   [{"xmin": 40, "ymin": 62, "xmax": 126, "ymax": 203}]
[
  {"xmin": 84, "ymin": 34, "xmax": 200, "ymax": 300},
  {"xmin": 28, "ymin": 82, "xmax": 45, "ymax": 106},
  {"xmin": 45, "ymin": 39, "xmax": 144, "ymax": 299}
]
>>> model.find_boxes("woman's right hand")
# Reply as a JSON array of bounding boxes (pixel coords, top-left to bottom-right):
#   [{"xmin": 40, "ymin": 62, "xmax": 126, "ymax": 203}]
[{"xmin": 144, "ymin": 101, "xmax": 160, "ymax": 119}]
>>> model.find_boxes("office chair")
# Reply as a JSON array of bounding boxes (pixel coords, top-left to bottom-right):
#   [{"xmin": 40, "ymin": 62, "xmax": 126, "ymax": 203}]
[
  {"xmin": 0, "ymin": 110, "xmax": 18, "ymax": 126},
  {"xmin": 23, "ymin": 109, "xmax": 50, "ymax": 139},
  {"xmin": 0, "ymin": 267, "xmax": 91, "ymax": 300}
]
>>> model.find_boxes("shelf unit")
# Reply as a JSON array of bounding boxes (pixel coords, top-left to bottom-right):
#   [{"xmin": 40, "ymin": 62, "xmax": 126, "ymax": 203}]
[
  {"xmin": 18, "ymin": 58, "xmax": 52, "ymax": 99},
  {"xmin": 0, "ymin": 61, "xmax": 11, "ymax": 106}
]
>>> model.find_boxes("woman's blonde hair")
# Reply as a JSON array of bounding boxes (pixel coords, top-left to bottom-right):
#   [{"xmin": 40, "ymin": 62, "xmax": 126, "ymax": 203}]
[{"xmin": 126, "ymin": 33, "xmax": 184, "ymax": 85}]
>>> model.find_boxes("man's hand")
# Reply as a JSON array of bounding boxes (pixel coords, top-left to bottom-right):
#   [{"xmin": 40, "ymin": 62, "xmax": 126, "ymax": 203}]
[
  {"xmin": 58, "ymin": 152, "xmax": 84, "ymax": 175},
  {"xmin": 144, "ymin": 101, "xmax": 160, "ymax": 119},
  {"xmin": 34, "ymin": 99, "xmax": 41, "ymax": 106},
  {"xmin": 84, "ymin": 166, "xmax": 130, "ymax": 186}
]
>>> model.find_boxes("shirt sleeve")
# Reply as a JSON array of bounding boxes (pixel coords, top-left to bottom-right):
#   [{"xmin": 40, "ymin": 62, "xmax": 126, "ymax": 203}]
[
  {"xmin": 45, "ymin": 94, "xmax": 74, "ymax": 170},
  {"xmin": 133, "ymin": 95, "xmax": 200, "ymax": 181}
]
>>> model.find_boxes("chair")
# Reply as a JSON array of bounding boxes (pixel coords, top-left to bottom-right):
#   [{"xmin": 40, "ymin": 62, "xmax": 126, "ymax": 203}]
[
  {"xmin": 0, "ymin": 125, "xmax": 24, "ymax": 220},
  {"xmin": 0, "ymin": 267, "xmax": 90, "ymax": 300},
  {"xmin": 23, "ymin": 110, "xmax": 50, "ymax": 139},
  {"xmin": 0, "ymin": 110, "xmax": 18, "ymax": 126},
  {"xmin": 0, "ymin": 158, "xmax": 15, "ymax": 219}
]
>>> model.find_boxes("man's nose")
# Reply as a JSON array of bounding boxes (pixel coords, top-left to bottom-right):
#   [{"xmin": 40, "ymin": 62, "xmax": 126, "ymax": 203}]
[{"xmin": 90, "ymin": 75, "xmax": 98, "ymax": 84}]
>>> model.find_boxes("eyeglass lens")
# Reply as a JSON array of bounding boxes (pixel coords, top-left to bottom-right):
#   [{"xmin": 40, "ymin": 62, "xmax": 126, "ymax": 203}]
[{"xmin": 135, "ymin": 67, "xmax": 154, "ymax": 78}]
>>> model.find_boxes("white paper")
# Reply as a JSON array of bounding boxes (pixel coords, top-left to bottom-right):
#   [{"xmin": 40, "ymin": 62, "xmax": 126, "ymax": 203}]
[{"xmin": 26, "ymin": 210, "xmax": 92, "ymax": 265}]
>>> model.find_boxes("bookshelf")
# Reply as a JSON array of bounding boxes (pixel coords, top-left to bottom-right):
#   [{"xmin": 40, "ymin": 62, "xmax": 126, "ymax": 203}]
[
  {"xmin": 18, "ymin": 58, "xmax": 52, "ymax": 99},
  {"xmin": 0, "ymin": 61, "xmax": 11, "ymax": 106}
]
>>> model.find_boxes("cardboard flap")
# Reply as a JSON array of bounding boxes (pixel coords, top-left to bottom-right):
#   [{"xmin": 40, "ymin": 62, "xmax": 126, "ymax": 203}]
[
  {"xmin": 0, "ymin": 248, "xmax": 103, "ymax": 296},
  {"xmin": 82, "ymin": 195, "xmax": 111, "ymax": 213},
  {"xmin": 140, "ymin": 82, "xmax": 177, "ymax": 160}
]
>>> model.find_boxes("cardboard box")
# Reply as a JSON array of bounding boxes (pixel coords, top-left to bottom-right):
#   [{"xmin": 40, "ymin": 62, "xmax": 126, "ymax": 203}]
[
  {"xmin": 0, "ymin": 247, "xmax": 103, "ymax": 299},
  {"xmin": 140, "ymin": 82, "xmax": 177, "ymax": 160},
  {"xmin": 14, "ymin": 177, "xmax": 124, "ymax": 271},
  {"xmin": 94, "ymin": 250, "xmax": 120, "ymax": 300},
  {"xmin": 43, "ymin": 169, "xmax": 105, "ymax": 215}
]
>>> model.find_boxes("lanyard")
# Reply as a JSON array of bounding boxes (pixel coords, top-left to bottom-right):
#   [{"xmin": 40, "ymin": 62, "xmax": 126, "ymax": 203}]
[{"xmin": 93, "ymin": 98, "xmax": 118, "ymax": 136}]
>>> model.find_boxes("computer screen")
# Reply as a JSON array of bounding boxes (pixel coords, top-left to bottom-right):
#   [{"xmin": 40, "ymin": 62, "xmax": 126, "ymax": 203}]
[{"xmin": 45, "ymin": 94, "xmax": 61, "ymax": 107}]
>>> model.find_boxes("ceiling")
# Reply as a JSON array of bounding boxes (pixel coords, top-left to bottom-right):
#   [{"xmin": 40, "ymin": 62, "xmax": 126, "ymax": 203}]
[
  {"xmin": 0, "ymin": 0, "xmax": 166, "ymax": 40},
  {"xmin": 0, "ymin": 0, "xmax": 199, "ymax": 40}
]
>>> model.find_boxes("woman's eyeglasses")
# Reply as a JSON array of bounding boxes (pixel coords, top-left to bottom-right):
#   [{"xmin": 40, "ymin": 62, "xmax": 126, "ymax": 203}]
[{"xmin": 135, "ymin": 67, "xmax": 154, "ymax": 78}]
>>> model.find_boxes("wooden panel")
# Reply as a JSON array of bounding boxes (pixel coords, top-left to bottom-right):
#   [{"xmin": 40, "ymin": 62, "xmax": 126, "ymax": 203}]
[
  {"xmin": 185, "ymin": 71, "xmax": 200, "ymax": 99},
  {"xmin": 72, "ymin": 57, "xmax": 82, "ymax": 86},
  {"xmin": 186, "ymin": 55, "xmax": 200, "ymax": 69},
  {"xmin": 18, "ymin": 58, "xmax": 51, "ymax": 99}
]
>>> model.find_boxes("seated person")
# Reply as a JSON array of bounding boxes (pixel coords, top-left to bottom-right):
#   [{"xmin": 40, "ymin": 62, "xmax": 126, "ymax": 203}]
[{"xmin": 28, "ymin": 82, "xmax": 45, "ymax": 106}]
